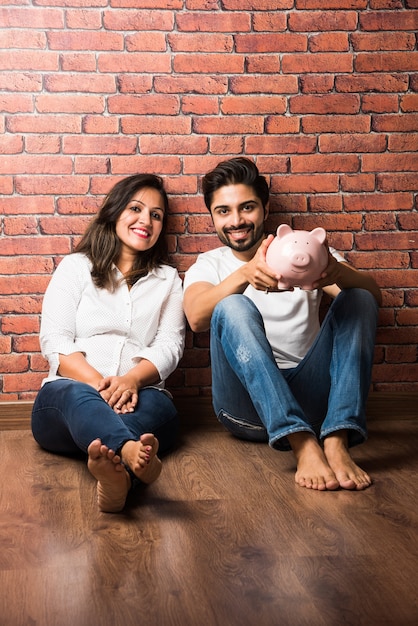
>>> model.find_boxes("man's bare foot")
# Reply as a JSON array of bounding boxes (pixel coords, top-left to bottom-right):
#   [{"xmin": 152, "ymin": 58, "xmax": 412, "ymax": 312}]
[
  {"xmin": 324, "ymin": 432, "xmax": 372, "ymax": 491},
  {"xmin": 120, "ymin": 433, "xmax": 162, "ymax": 484},
  {"xmin": 87, "ymin": 439, "xmax": 131, "ymax": 513},
  {"xmin": 289, "ymin": 432, "xmax": 340, "ymax": 491}
]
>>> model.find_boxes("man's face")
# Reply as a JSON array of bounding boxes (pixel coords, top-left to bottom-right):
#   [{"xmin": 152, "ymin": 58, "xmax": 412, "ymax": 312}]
[{"xmin": 209, "ymin": 184, "xmax": 268, "ymax": 259}]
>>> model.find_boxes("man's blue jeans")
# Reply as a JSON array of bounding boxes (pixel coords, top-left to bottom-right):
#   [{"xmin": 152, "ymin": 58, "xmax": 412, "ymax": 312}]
[
  {"xmin": 31, "ymin": 380, "xmax": 179, "ymax": 457},
  {"xmin": 210, "ymin": 289, "xmax": 379, "ymax": 451}
]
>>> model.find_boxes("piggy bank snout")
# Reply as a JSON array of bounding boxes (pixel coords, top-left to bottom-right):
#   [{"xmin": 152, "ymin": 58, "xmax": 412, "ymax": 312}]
[{"xmin": 291, "ymin": 251, "xmax": 311, "ymax": 267}]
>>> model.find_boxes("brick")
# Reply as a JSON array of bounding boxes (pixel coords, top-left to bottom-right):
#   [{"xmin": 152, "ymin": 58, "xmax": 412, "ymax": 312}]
[
  {"xmin": 0, "ymin": 51, "xmax": 58, "ymax": 71},
  {"xmin": 15, "ymin": 176, "xmax": 90, "ymax": 195},
  {"xmin": 309, "ymin": 33, "xmax": 349, "ymax": 53},
  {"xmin": 291, "ymin": 154, "xmax": 360, "ymax": 173},
  {"xmin": 283, "ymin": 53, "xmax": 353, "ymax": 74},
  {"xmin": 1, "ymin": 316, "xmax": 40, "ymax": 335},
  {"xmin": 122, "ymin": 116, "xmax": 192, "ymax": 135},
  {"xmin": 0, "ymin": 94, "xmax": 33, "ymax": 113},
  {"xmin": 377, "ymin": 173, "xmax": 418, "ymax": 192},
  {"xmin": 0, "ymin": 7, "xmax": 63, "ymax": 29},
  {"xmin": 103, "ymin": 9, "xmax": 174, "ymax": 31},
  {"xmin": 25, "ymin": 135, "xmax": 61, "ymax": 154},
  {"xmin": 235, "ymin": 34, "xmax": 307, "ymax": 53},
  {"xmin": 168, "ymin": 33, "xmax": 234, "ymax": 52},
  {"xmin": 4, "ymin": 217, "xmax": 38, "ymax": 236},
  {"xmin": 140, "ymin": 135, "xmax": 208, "ymax": 154},
  {"xmin": 319, "ymin": 134, "xmax": 386, "ymax": 153},
  {"xmin": 300, "ymin": 75, "xmax": 335, "ymax": 94},
  {"xmin": 61, "ymin": 53, "xmax": 97, "ymax": 72},
  {"xmin": 64, "ymin": 135, "xmax": 137, "ymax": 155},
  {"xmin": 193, "ymin": 116, "xmax": 264, "ymax": 135},
  {"xmin": 98, "ymin": 53, "xmax": 171, "ymax": 74},
  {"xmin": 209, "ymin": 136, "xmax": 244, "ymax": 154},
  {"xmin": 182, "ymin": 96, "xmax": 219, "ymax": 115},
  {"xmin": 301, "ymin": 115, "xmax": 370, "ymax": 134},
  {"xmin": 176, "ymin": 12, "xmax": 250, "ymax": 32},
  {"xmin": 109, "ymin": 156, "xmax": 182, "ymax": 176},
  {"xmin": 220, "ymin": 96, "xmax": 286, "ymax": 115},
  {"xmin": 290, "ymin": 94, "xmax": 360, "ymax": 114},
  {"xmin": 44, "ymin": 74, "xmax": 116, "ymax": 94},
  {"xmin": 355, "ymin": 232, "xmax": 418, "ymax": 250},
  {"xmin": 108, "ymin": 95, "xmax": 179, "ymax": 115},
  {"xmin": 174, "ymin": 54, "xmax": 244, "ymax": 74},
  {"xmin": 271, "ymin": 174, "xmax": 340, "ymax": 194},
  {"xmin": 230, "ymin": 75, "xmax": 298, "ymax": 94},
  {"xmin": 364, "ymin": 213, "xmax": 397, "ymax": 231},
  {"xmin": 0, "ymin": 257, "xmax": 54, "ymax": 275},
  {"xmin": 65, "ymin": 9, "xmax": 103, "ymax": 30},
  {"xmin": 372, "ymin": 114, "xmax": 418, "ymax": 132},
  {"xmin": 252, "ymin": 12, "xmax": 288, "ymax": 31},
  {"xmin": 355, "ymin": 52, "xmax": 418, "ymax": 73},
  {"xmin": 39, "ymin": 216, "xmax": 92, "ymax": 235},
  {"xmin": 74, "ymin": 157, "xmax": 109, "ymax": 174},
  {"xmin": 0, "ymin": 135, "xmax": 24, "ymax": 153},
  {"xmin": 36, "ymin": 94, "xmax": 105, "ymax": 114},
  {"xmin": 336, "ymin": 74, "xmax": 409, "ymax": 93},
  {"xmin": 154, "ymin": 75, "xmax": 227, "ymax": 94},
  {"xmin": 7, "ymin": 115, "xmax": 81, "ymax": 134},
  {"xmin": 0, "ymin": 155, "xmax": 73, "ymax": 175},
  {"xmin": 126, "ymin": 32, "xmax": 169, "ymax": 52},
  {"xmin": 0, "ymin": 354, "xmax": 29, "ymax": 374},
  {"xmin": 388, "ymin": 134, "xmax": 418, "ymax": 152},
  {"xmin": 360, "ymin": 10, "xmax": 418, "ymax": 31},
  {"xmin": 309, "ymin": 196, "xmax": 342, "ymax": 213},
  {"xmin": 363, "ymin": 153, "xmax": 418, "ymax": 172},
  {"xmin": 288, "ymin": 11, "xmax": 358, "ymax": 32},
  {"xmin": 346, "ymin": 251, "xmax": 410, "ymax": 269},
  {"xmin": 351, "ymin": 32, "xmax": 416, "ymax": 51},
  {"xmin": 246, "ymin": 135, "xmax": 316, "ymax": 154},
  {"xmin": 344, "ymin": 193, "xmax": 413, "ymax": 212},
  {"xmin": 265, "ymin": 117, "xmax": 301, "ymax": 134},
  {"xmin": 0, "ymin": 73, "xmax": 42, "ymax": 92},
  {"xmin": 340, "ymin": 174, "xmax": 376, "ymax": 192},
  {"xmin": 246, "ymin": 56, "xmax": 281, "ymax": 74},
  {"xmin": 400, "ymin": 94, "xmax": 418, "ymax": 112},
  {"xmin": 361, "ymin": 94, "xmax": 398, "ymax": 113}
]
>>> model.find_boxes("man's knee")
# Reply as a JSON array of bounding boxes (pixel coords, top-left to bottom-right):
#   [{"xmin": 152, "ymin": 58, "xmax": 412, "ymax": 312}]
[{"xmin": 212, "ymin": 294, "xmax": 261, "ymax": 328}]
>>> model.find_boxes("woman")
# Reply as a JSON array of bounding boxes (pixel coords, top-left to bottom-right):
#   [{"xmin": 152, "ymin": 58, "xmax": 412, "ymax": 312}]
[{"xmin": 31, "ymin": 174, "xmax": 185, "ymax": 513}]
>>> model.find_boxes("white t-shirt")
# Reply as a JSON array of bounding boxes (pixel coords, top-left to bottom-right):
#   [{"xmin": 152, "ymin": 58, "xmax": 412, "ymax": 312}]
[
  {"xmin": 40, "ymin": 253, "xmax": 186, "ymax": 387},
  {"xmin": 183, "ymin": 246, "xmax": 344, "ymax": 369}
]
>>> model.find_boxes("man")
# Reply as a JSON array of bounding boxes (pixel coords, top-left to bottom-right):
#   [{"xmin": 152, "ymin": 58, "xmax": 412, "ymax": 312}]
[{"xmin": 183, "ymin": 157, "xmax": 381, "ymax": 491}]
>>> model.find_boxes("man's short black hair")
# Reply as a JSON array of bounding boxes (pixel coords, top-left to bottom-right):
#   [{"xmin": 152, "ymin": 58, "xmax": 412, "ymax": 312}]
[{"xmin": 202, "ymin": 157, "xmax": 270, "ymax": 211}]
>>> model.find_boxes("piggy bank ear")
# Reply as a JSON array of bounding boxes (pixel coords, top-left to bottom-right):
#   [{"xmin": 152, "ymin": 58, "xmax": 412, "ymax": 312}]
[
  {"xmin": 310, "ymin": 227, "xmax": 326, "ymax": 245},
  {"xmin": 277, "ymin": 224, "xmax": 293, "ymax": 239}
]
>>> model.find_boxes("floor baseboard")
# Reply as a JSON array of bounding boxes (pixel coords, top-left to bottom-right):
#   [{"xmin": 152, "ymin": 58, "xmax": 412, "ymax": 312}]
[{"xmin": 0, "ymin": 393, "xmax": 417, "ymax": 431}]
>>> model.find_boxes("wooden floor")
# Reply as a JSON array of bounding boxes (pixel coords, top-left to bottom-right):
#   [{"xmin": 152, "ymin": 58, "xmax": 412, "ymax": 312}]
[{"xmin": 0, "ymin": 416, "xmax": 417, "ymax": 626}]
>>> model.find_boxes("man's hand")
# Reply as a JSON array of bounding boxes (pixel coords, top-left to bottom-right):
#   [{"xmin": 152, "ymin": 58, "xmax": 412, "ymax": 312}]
[
  {"xmin": 242, "ymin": 234, "xmax": 285, "ymax": 292},
  {"xmin": 98, "ymin": 374, "xmax": 139, "ymax": 414}
]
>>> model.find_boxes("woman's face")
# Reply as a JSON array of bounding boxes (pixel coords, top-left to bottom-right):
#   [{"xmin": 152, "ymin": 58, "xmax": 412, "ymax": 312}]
[{"xmin": 115, "ymin": 187, "xmax": 165, "ymax": 256}]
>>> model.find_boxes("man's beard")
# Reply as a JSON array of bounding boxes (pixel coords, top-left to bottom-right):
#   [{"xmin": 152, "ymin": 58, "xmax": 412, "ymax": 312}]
[{"xmin": 218, "ymin": 223, "xmax": 263, "ymax": 252}]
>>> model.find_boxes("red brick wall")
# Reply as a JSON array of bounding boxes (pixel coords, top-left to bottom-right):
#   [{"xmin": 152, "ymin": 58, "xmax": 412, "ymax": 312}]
[{"xmin": 1, "ymin": 0, "xmax": 417, "ymax": 401}]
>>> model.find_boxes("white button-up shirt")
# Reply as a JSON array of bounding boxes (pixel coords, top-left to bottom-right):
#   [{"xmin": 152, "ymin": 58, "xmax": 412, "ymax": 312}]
[{"xmin": 40, "ymin": 253, "xmax": 185, "ymax": 389}]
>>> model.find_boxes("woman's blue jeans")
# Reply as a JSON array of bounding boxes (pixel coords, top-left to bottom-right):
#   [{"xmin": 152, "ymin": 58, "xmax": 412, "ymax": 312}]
[
  {"xmin": 210, "ymin": 288, "xmax": 379, "ymax": 451},
  {"xmin": 31, "ymin": 381, "xmax": 179, "ymax": 457}
]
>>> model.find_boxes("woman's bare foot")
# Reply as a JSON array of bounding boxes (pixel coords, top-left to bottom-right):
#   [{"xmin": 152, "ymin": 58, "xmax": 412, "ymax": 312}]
[
  {"xmin": 120, "ymin": 433, "xmax": 162, "ymax": 484},
  {"xmin": 324, "ymin": 432, "xmax": 372, "ymax": 491},
  {"xmin": 289, "ymin": 432, "xmax": 340, "ymax": 491},
  {"xmin": 87, "ymin": 439, "xmax": 131, "ymax": 513}
]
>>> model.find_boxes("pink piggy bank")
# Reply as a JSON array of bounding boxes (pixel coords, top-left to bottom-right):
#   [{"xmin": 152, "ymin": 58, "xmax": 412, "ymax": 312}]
[{"xmin": 266, "ymin": 224, "xmax": 329, "ymax": 290}]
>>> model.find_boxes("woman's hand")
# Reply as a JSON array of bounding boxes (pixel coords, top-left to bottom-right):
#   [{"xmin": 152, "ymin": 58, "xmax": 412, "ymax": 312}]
[{"xmin": 98, "ymin": 374, "xmax": 139, "ymax": 414}]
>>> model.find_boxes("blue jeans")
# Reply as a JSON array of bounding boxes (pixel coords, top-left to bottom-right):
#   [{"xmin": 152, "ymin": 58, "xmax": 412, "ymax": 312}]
[
  {"xmin": 31, "ymin": 380, "xmax": 179, "ymax": 457},
  {"xmin": 210, "ymin": 289, "xmax": 379, "ymax": 451}
]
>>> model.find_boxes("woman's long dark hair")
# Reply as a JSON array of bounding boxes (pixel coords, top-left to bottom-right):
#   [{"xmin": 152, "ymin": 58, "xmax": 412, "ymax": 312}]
[{"xmin": 76, "ymin": 174, "xmax": 169, "ymax": 290}]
